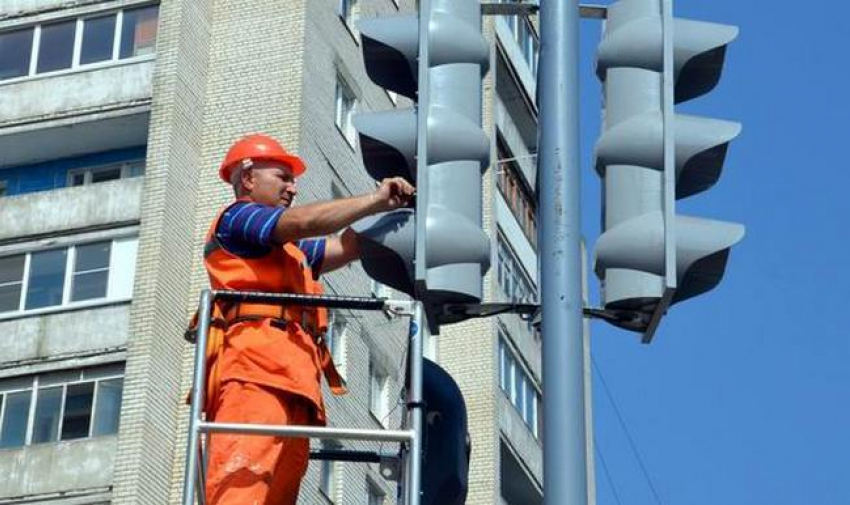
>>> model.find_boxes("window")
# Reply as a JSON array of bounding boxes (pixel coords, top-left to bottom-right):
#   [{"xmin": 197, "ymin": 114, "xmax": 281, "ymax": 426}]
[
  {"xmin": 0, "ymin": 390, "xmax": 32, "ymax": 448},
  {"xmin": 497, "ymin": 2, "xmax": 539, "ymax": 76},
  {"xmin": 369, "ymin": 360, "xmax": 388, "ymax": 423},
  {"xmin": 68, "ymin": 160, "xmax": 146, "ymax": 187},
  {"xmin": 25, "ymin": 248, "xmax": 67, "ymax": 310},
  {"xmin": 72, "ymin": 242, "xmax": 111, "ymax": 301},
  {"xmin": 0, "ymin": 28, "xmax": 34, "ymax": 80},
  {"xmin": 326, "ymin": 311, "xmax": 348, "ymax": 378},
  {"xmin": 0, "ymin": 236, "xmax": 137, "ymax": 317},
  {"xmin": 120, "ymin": 5, "xmax": 159, "ymax": 58},
  {"xmin": 497, "ymin": 236, "xmax": 538, "ymax": 336},
  {"xmin": 0, "ymin": 149, "xmax": 146, "ymax": 197},
  {"xmin": 335, "ymin": 75, "xmax": 357, "ymax": 146},
  {"xmin": 0, "ymin": 255, "xmax": 25, "ymax": 312},
  {"xmin": 36, "ymin": 21, "xmax": 76, "ymax": 73},
  {"xmin": 518, "ymin": 17, "xmax": 539, "ymax": 75},
  {"xmin": 319, "ymin": 440, "xmax": 340, "ymax": 501},
  {"xmin": 497, "ymin": 138, "xmax": 537, "ymax": 248},
  {"xmin": 496, "ymin": 235, "xmax": 536, "ymax": 304},
  {"xmin": 0, "ymin": 6, "xmax": 159, "ymax": 82},
  {"xmin": 0, "ymin": 365, "xmax": 124, "ymax": 449},
  {"xmin": 80, "ymin": 14, "xmax": 117, "ymax": 65},
  {"xmin": 498, "ymin": 334, "xmax": 541, "ymax": 438},
  {"xmin": 368, "ymin": 480, "xmax": 385, "ymax": 505}
]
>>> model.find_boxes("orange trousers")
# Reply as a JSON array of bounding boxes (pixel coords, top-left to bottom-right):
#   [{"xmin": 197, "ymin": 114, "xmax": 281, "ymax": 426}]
[{"xmin": 206, "ymin": 381, "xmax": 312, "ymax": 505}]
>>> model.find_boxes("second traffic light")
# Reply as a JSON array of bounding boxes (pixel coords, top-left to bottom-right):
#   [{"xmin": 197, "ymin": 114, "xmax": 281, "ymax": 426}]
[
  {"xmin": 352, "ymin": 0, "xmax": 491, "ymax": 329},
  {"xmin": 593, "ymin": 0, "xmax": 745, "ymax": 340}
]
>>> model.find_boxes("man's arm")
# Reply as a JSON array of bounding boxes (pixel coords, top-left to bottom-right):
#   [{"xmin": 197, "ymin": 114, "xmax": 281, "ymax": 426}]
[
  {"xmin": 319, "ymin": 228, "xmax": 360, "ymax": 274},
  {"xmin": 271, "ymin": 177, "xmax": 413, "ymax": 245}
]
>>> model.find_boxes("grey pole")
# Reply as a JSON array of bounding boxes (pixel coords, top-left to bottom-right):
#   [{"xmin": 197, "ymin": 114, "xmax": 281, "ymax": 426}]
[
  {"xmin": 537, "ymin": 1, "xmax": 588, "ymax": 505},
  {"xmin": 403, "ymin": 301, "xmax": 425, "ymax": 505},
  {"xmin": 183, "ymin": 289, "xmax": 212, "ymax": 505}
]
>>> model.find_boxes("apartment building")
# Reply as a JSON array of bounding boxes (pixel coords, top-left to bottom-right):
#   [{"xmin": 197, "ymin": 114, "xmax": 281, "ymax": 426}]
[{"xmin": 0, "ymin": 1, "xmax": 592, "ymax": 503}]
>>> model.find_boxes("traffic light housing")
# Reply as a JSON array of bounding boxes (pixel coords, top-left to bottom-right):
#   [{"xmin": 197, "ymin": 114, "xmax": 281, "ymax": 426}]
[
  {"xmin": 593, "ymin": 0, "xmax": 745, "ymax": 341},
  {"xmin": 420, "ymin": 358, "xmax": 470, "ymax": 505},
  {"xmin": 351, "ymin": 0, "xmax": 491, "ymax": 330}
]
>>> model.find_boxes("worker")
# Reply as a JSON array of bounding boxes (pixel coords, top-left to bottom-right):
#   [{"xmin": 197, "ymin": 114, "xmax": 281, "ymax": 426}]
[{"xmin": 201, "ymin": 133, "xmax": 415, "ymax": 505}]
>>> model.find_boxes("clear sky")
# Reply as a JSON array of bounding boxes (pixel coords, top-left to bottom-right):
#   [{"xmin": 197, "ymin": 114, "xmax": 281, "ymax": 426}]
[{"xmin": 574, "ymin": 1, "xmax": 850, "ymax": 505}]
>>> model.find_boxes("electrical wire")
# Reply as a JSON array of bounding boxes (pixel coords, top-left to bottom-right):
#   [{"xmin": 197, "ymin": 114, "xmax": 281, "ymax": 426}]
[
  {"xmin": 592, "ymin": 356, "xmax": 666, "ymax": 505},
  {"xmin": 595, "ymin": 437, "xmax": 625, "ymax": 505},
  {"xmin": 376, "ymin": 322, "xmax": 410, "ymax": 458}
]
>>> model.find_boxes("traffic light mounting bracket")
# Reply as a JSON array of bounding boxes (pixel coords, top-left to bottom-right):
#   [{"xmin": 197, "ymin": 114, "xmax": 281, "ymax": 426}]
[
  {"xmin": 480, "ymin": 2, "xmax": 609, "ymax": 19},
  {"xmin": 645, "ymin": 0, "xmax": 678, "ymax": 344},
  {"xmin": 441, "ymin": 302, "xmax": 664, "ymax": 337}
]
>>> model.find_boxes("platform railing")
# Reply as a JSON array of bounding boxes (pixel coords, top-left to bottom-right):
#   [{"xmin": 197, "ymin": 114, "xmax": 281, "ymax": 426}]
[{"xmin": 182, "ymin": 289, "xmax": 423, "ymax": 505}]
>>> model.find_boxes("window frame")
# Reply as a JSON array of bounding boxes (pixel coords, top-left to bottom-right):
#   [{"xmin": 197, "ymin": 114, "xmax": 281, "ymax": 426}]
[
  {"xmin": 335, "ymin": 74, "xmax": 358, "ymax": 148},
  {"xmin": 319, "ymin": 440, "xmax": 341, "ymax": 502},
  {"xmin": 495, "ymin": 0, "xmax": 539, "ymax": 77},
  {"xmin": 496, "ymin": 234, "xmax": 537, "ymax": 304},
  {"xmin": 34, "ymin": 19, "xmax": 77, "ymax": 74},
  {"xmin": 78, "ymin": 11, "xmax": 120, "ymax": 66},
  {"xmin": 326, "ymin": 311, "xmax": 348, "ymax": 379},
  {"xmin": 518, "ymin": 16, "xmax": 539, "ymax": 76},
  {"xmin": 0, "ymin": 365, "xmax": 124, "ymax": 449},
  {"xmin": 0, "ymin": 26, "xmax": 35, "ymax": 81},
  {"xmin": 0, "ymin": 236, "xmax": 137, "ymax": 320},
  {"xmin": 118, "ymin": 4, "xmax": 160, "ymax": 59},
  {"xmin": 369, "ymin": 359, "xmax": 389, "ymax": 425},
  {"xmin": 0, "ymin": 4, "xmax": 159, "ymax": 85},
  {"xmin": 496, "ymin": 137, "xmax": 537, "ymax": 248},
  {"xmin": 497, "ymin": 331, "xmax": 541, "ymax": 439},
  {"xmin": 70, "ymin": 241, "xmax": 112, "ymax": 302},
  {"xmin": 67, "ymin": 159, "xmax": 145, "ymax": 187}
]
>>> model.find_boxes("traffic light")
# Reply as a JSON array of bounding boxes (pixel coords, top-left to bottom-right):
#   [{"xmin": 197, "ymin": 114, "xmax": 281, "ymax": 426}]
[
  {"xmin": 593, "ymin": 0, "xmax": 745, "ymax": 341},
  {"xmin": 351, "ymin": 0, "xmax": 491, "ymax": 329},
  {"xmin": 420, "ymin": 358, "xmax": 470, "ymax": 505}
]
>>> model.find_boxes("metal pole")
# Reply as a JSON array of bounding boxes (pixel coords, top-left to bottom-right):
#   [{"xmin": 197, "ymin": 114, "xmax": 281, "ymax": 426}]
[
  {"xmin": 183, "ymin": 289, "xmax": 213, "ymax": 505},
  {"xmin": 403, "ymin": 301, "xmax": 425, "ymax": 505},
  {"xmin": 537, "ymin": 1, "xmax": 588, "ymax": 505}
]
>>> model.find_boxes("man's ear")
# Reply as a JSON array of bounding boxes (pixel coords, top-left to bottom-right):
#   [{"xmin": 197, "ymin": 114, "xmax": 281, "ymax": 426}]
[{"xmin": 240, "ymin": 168, "xmax": 254, "ymax": 193}]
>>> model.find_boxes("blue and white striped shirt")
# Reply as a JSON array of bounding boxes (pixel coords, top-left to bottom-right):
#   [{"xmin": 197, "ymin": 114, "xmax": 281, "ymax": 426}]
[{"xmin": 216, "ymin": 202, "xmax": 326, "ymax": 275}]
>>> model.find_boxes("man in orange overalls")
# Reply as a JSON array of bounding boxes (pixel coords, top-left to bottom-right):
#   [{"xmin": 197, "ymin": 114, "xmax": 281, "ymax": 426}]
[{"xmin": 202, "ymin": 134, "xmax": 415, "ymax": 505}]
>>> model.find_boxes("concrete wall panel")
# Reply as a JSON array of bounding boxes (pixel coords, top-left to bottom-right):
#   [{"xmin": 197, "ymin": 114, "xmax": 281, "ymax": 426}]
[
  {"xmin": 0, "ymin": 177, "xmax": 142, "ymax": 241},
  {"xmin": 498, "ymin": 394, "xmax": 543, "ymax": 484},
  {"xmin": 0, "ymin": 304, "xmax": 130, "ymax": 366},
  {"xmin": 1, "ymin": 61, "xmax": 154, "ymax": 127},
  {"xmin": 0, "ymin": 437, "xmax": 116, "ymax": 499},
  {"xmin": 0, "ymin": 0, "xmax": 68, "ymax": 17}
]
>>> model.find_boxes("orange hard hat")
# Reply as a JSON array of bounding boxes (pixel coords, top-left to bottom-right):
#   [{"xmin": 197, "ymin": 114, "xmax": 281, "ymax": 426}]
[{"xmin": 219, "ymin": 134, "xmax": 306, "ymax": 183}]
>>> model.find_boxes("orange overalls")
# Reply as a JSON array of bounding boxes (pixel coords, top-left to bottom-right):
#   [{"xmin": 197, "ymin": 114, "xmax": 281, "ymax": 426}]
[{"xmin": 200, "ymin": 205, "xmax": 346, "ymax": 505}]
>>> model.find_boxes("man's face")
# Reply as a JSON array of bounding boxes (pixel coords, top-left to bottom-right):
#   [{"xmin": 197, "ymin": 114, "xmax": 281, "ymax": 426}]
[{"xmin": 242, "ymin": 161, "xmax": 298, "ymax": 207}]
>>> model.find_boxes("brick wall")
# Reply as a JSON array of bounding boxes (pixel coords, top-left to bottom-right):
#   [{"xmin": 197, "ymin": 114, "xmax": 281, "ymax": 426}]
[{"xmin": 111, "ymin": 0, "xmax": 214, "ymax": 503}]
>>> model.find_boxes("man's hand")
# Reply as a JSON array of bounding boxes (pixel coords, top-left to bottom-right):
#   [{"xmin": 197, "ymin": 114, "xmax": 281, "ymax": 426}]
[{"xmin": 373, "ymin": 177, "xmax": 416, "ymax": 212}]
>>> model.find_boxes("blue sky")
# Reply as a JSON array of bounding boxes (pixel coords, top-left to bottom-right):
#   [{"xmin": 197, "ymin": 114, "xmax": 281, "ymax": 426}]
[{"xmin": 576, "ymin": 1, "xmax": 850, "ymax": 504}]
